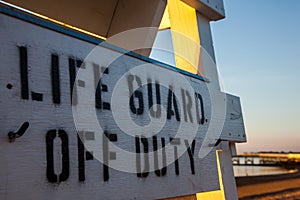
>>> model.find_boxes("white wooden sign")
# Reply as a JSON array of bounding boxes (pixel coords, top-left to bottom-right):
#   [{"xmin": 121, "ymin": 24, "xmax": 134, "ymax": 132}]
[{"xmin": 0, "ymin": 7, "xmax": 244, "ymax": 200}]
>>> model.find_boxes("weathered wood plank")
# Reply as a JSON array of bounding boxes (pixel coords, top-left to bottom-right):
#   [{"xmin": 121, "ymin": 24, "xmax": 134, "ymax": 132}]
[{"xmin": 0, "ymin": 9, "xmax": 223, "ymax": 200}]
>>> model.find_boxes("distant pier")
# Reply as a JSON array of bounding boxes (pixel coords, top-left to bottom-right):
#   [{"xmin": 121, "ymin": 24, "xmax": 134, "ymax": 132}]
[{"xmin": 233, "ymin": 153, "xmax": 300, "ymax": 168}]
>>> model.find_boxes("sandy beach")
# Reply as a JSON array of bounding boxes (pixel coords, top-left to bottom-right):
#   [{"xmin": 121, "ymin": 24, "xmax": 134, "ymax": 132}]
[{"xmin": 236, "ymin": 168, "xmax": 300, "ymax": 199}]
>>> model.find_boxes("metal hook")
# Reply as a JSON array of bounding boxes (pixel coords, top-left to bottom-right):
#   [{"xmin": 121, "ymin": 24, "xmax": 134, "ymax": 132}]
[{"xmin": 8, "ymin": 122, "xmax": 29, "ymax": 142}]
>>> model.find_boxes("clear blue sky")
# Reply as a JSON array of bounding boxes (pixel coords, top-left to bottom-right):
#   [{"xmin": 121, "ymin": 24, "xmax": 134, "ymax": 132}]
[{"xmin": 211, "ymin": 0, "xmax": 300, "ymax": 152}]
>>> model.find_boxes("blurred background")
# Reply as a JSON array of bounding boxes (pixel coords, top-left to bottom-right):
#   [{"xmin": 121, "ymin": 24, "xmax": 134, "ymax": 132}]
[{"xmin": 212, "ymin": 0, "xmax": 300, "ymax": 153}]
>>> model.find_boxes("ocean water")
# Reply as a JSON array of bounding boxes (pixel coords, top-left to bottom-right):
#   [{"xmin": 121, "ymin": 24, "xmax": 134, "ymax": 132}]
[{"xmin": 233, "ymin": 165, "xmax": 297, "ymax": 177}]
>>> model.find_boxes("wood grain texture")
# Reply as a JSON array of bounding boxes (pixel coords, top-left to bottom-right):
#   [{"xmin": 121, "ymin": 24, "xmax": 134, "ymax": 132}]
[{"xmin": 0, "ymin": 13, "xmax": 223, "ymax": 200}]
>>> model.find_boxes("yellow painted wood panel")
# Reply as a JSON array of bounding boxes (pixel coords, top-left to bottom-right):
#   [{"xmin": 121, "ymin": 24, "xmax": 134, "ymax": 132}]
[{"xmin": 167, "ymin": 0, "xmax": 200, "ymax": 74}]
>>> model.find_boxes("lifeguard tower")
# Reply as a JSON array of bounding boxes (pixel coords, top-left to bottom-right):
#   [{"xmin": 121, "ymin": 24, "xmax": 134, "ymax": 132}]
[{"xmin": 0, "ymin": 0, "xmax": 246, "ymax": 199}]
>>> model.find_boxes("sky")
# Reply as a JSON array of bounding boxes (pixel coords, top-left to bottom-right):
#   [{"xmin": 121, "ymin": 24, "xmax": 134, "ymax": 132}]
[{"xmin": 211, "ymin": 0, "xmax": 300, "ymax": 152}]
